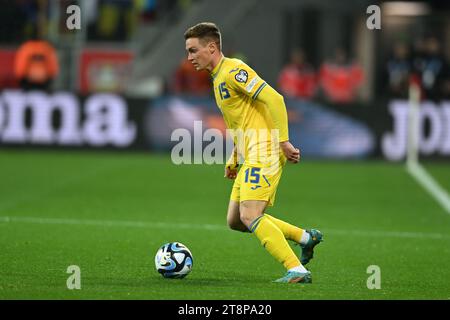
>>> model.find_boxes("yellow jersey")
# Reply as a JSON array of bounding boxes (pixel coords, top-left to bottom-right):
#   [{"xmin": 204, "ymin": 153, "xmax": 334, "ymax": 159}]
[{"xmin": 210, "ymin": 56, "xmax": 288, "ymax": 168}]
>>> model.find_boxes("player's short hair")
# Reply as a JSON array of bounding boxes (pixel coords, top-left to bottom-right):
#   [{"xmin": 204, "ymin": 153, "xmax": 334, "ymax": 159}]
[{"xmin": 184, "ymin": 22, "xmax": 222, "ymax": 51}]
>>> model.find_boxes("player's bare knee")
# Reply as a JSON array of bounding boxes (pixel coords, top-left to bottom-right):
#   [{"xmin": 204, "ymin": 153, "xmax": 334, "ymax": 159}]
[
  {"xmin": 239, "ymin": 201, "xmax": 265, "ymax": 227},
  {"xmin": 239, "ymin": 210, "xmax": 259, "ymax": 228}
]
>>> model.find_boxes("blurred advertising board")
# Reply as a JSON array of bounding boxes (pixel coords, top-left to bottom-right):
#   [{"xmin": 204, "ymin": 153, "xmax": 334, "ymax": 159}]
[
  {"xmin": 0, "ymin": 90, "xmax": 145, "ymax": 150},
  {"xmin": 382, "ymin": 100, "xmax": 450, "ymax": 160},
  {"xmin": 144, "ymin": 96, "xmax": 376, "ymax": 159},
  {"xmin": 1, "ymin": 90, "xmax": 448, "ymax": 161}
]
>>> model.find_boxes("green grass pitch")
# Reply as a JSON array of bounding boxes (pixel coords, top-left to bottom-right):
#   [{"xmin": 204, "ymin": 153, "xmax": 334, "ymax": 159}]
[{"xmin": 0, "ymin": 150, "xmax": 449, "ymax": 299}]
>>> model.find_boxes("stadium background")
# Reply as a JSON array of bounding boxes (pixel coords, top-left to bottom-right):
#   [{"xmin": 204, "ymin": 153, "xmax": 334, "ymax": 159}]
[{"xmin": 0, "ymin": 0, "xmax": 449, "ymax": 300}]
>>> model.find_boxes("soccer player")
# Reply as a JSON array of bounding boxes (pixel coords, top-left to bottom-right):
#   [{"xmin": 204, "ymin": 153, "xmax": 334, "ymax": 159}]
[{"xmin": 184, "ymin": 22, "xmax": 323, "ymax": 283}]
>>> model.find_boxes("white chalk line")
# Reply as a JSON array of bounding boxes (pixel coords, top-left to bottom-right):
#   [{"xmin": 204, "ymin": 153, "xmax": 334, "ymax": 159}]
[
  {"xmin": 407, "ymin": 162, "xmax": 450, "ymax": 215},
  {"xmin": 0, "ymin": 215, "xmax": 448, "ymax": 240}
]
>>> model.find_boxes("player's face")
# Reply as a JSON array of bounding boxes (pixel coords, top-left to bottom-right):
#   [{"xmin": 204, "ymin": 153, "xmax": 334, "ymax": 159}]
[{"xmin": 185, "ymin": 38, "xmax": 213, "ymax": 71}]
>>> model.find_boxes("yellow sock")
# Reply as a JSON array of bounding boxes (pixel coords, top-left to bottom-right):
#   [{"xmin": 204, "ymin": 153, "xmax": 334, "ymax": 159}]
[
  {"xmin": 264, "ymin": 213, "xmax": 304, "ymax": 243},
  {"xmin": 250, "ymin": 216, "xmax": 300, "ymax": 270}
]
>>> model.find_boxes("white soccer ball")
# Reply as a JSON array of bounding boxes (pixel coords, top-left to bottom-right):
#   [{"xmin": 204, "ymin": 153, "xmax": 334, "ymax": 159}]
[{"xmin": 154, "ymin": 242, "xmax": 193, "ymax": 279}]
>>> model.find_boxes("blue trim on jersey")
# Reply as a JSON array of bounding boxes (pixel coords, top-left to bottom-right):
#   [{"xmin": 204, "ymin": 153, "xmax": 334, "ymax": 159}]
[
  {"xmin": 211, "ymin": 58, "xmax": 225, "ymax": 80},
  {"xmin": 252, "ymin": 82, "xmax": 267, "ymax": 100}
]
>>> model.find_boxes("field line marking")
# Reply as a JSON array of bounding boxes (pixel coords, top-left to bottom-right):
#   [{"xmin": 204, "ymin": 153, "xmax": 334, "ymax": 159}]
[
  {"xmin": 406, "ymin": 162, "xmax": 450, "ymax": 215},
  {"xmin": 0, "ymin": 215, "xmax": 449, "ymax": 240},
  {"xmin": 323, "ymin": 228, "xmax": 448, "ymax": 240},
  {"xmin": 0, "ymin": 216, "xmax": 226, "ymax": 231}
]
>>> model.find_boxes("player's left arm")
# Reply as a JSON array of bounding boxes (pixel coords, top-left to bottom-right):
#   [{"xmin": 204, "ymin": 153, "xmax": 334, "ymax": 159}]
[
  {"xmin": 255, "ymin": 85, "xmax": 300, "ymax": 164},
  {"xmin": 226, "ymin": 66, "xmax": 300, "ymax": 163}
]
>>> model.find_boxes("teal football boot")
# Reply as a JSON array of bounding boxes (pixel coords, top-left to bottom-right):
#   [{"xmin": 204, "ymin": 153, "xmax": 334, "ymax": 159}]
[
  {"xmin": 300, "ymin": 229, "xmax": 323, "ymax": 265},
  {"xmin": 274, "ymin": 271, "xmax": 312, "ymax": 284}
]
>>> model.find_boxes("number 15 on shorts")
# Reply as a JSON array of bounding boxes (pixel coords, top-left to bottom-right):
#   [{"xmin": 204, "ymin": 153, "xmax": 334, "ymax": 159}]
[{"xmin": 244, "ymin": 167, "xmax": 261, "ymax": 184}]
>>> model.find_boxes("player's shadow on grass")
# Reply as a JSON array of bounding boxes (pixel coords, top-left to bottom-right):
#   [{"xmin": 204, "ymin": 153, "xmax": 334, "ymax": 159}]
[
  {"xmin": 149, "ymin": 274, "xmax": 271, "ymax": 287},
  {"xmin": 93, "ymin": 271, "xmax": 272, "ymax": 289}
]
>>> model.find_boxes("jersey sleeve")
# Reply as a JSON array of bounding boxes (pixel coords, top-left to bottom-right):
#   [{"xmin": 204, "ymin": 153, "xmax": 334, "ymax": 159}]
[
  {"xmin": 255, "ymin": 84, "xmax": 289, "ymax": 142},
  {"xmin": 225, "ymin": 64, "xmax": 267, "ymax": 100},
  {"xmin": 226, "ymin": 63, "xmax": 289, "ymax": 142}
]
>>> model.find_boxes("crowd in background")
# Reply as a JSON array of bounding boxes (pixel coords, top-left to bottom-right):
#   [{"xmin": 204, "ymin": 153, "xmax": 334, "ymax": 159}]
[
  {"xmin": 172, "ymin": 35, "xmax": 450, "ymax": 104},
  {"xmin": 0, "ymin": 0, "xmax": 195, "ymax": 44},
  {"xmin": 0, "ymin": 0, "xmax": 449, "ymax": 104},
  {"xmin": 385, "ymin": 35, "xmax": 450, "ymax": 101},
  {"xmin": 86, "ymin": 0, "xmax": 195, "ymax": 42},
  {"xmin": 277, "ymin": 47, "xmax": 364, "ymax": 104},
  {"xmin": 277, "ymin": 35, "xmax": 449, "ymax": 103},
  {"xmin": 172, "ymin": 46, "xmax": 365, "ymax": 104}
]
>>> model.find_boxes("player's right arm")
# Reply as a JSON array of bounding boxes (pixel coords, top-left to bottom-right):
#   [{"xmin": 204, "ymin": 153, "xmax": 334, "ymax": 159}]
[{"xmin": 224, "ymin": 145, "xmax": 239, "ymax": 179}]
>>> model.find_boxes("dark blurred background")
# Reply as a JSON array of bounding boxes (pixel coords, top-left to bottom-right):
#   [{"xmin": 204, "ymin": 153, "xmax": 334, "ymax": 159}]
[{"xmin": 0, "ymin": 0, "xmax": 449, "ymax": 160}]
